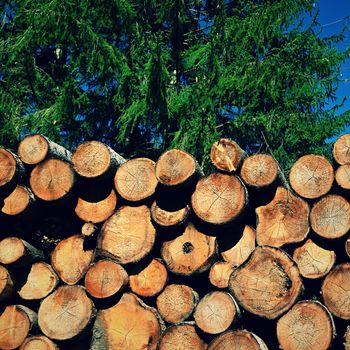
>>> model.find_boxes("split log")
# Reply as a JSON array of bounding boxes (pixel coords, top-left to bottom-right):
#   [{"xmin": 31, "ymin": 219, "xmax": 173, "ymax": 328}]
[
  {"xmin": 293, "ymin": 239, "xmax": 335, "ymax": 279},
  {"xmin": 209, "ymin": 261, "xmax": 235, "ymax": 289},
  {"xmin": 0, "ymin": 265, "xmax": 13, "ymax": 301},
  {"xmin": 161, "ymin": 222, "xmax": 216, "ymax": 275},
  {"xmin": 98, "ymin": 205, "xmax": 156, "ymax": 264},
  {"xmin": 157, "ymin": 323, "xmax": 206, "ymax": 350},
  {"xmin": 210, "ymin": 138, "xmax": 246, "ymax": 172},
  {"xmin": 256, "ymin": 187, "xmax": 309, "ymax": 247},
  {"xmin": 0, "ymin": 305, "xmax": 37, "ymax": 350},
  {"xmin": 18, "ymin": 262, "xmax": 59, "ymax": 300},
  {"xmin": 90, "ymin": 292, "xmax": 164, "ymax": 350},
  {"xmin": 322, "ymin": 263, "xmax": 350, "ymax": 319},
  {"xmin": 333, "ymin": 133, "xmax": 350, "ymax": 165},
  {"xmin": 207, "ymin": 330, "xmax": 269, "ymax": 350},
  {"xmin": 228, "ymin": 246, "xmax": 303, "ymax": 319},
  {"xmin": 114, "ymin": 158, "xmax": 158, "ymax": 202},
  {"xmin": 129, "ymin": 258, "xmax": 168, "ymax": 297},
  {"xmin": 30, "ymin": 159, "xmax": 75, "ymax": 201},
  {"xmin": 276, "ymin": 300, "xmax": 335, "ymax": 350},
  {"xmin": 191, "ymin": 173, "xmax": 248, "ymax": 225},
  {"xmin": 85, "ymin": 260, "xmax": 128, "ymax": 299},
  {"xmin": 156, "ymin": 284, "xmax": 199, "ymax": 324},
  {"xmin": 335, "ymin": 164, "xmax": 350, "ymax": 190},
  {"xmin": 151, "ymin": 201, "xmax": 190, "ymax": 228},
  {"xmin": 19, "ymin": 335, "xmax": 58, "ymax": 350},
  {"xmin": 310, "ymin": 194, "xmax": 350, "ymax": 239},
  {"xmin": 345, "ymin": 326, "xmax": 350, "ymax": 350},
  {"xmin": 72, "ymin": 140, "xmax": 125, "ymax": 181},
  {"xmin": 51, "ymin": 234, "xmax": 94, "ymax": 285},
  {"xmin": 193, "ymin": 291, "xmax": 239, "ymax": 334},
  {"xmin": 289, "ymin": 154, "xmax": 334, "ymax": 199}
]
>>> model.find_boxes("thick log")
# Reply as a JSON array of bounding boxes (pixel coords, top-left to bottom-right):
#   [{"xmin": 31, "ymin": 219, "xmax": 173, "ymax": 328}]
[
  {"xmin": 333, "ymin": 133, "xmax": 350, "ymax": 165},
  {"xmin": 229, "ymin": 246, "xmax": 303, "ymax": 319},
  {"xmin": 18, "ymin": 262, "xmax": 59, "ymax": 300},
  {"xmin": 335, "ymin": 164, "xmax": 350, "ymax": 190},
  {"xmin": 193, "ymin": 291, "xmax": 239, "ymax": 334},
  {"xmin": 310, "ymin": 194, "xmax": 350, "ymax": 239},
  {"xmin": 114, "ymin": 158, "xmax": 158, "ymax": 202},
  {"xmin": 0, "ymin": 305, "xmax": 37, "ymax": 350},
  {"xmin": 129, "ymin": 258, "xmax": 168, "ymax": 297},
  {"xmin": 151, "ymin": 201, "xmax": 190, "ymax": 228},
  {"xmin": 289, "ymin": 154, "xmax": 334, "ymax": 199},
  {"xmin": 19, "ymin": 335, "xmax": 58, "ymax": 350},
  {"xmin": 85, "ymin": 260, "xmax": 128, "ymax": 299},
  {"xmin": 191, "ymin": 173, "xmax": 248, "ymax": 225},
  {"xmin": 51, "ymin": 234, "xmax": 94, "ymax": 285},
  {"xmin": 0, "ymin": 265, "xmax": 13, "ymax": 301},
  {"xmin": 293, "ymin": 239, "xmax": 335, "ymax": 279},
  {"xmin": 90, "ymin": 292, "xmax": 164, "ymax": 350},
  {"xmin": 98, "ymin": 205, "xmax": 156, "ymax": 264},
  {"xmin": 276, "ymin": 300, "xmax": 335, "ymax": 350},
  {"xmin": 210, "ymin": 138, "xmax": 246, "ymax": 172},
  {"xmin": 156, "ymin": 284, "xmax": 199, "ymax": 324},
  {"xmin": 209, "ymin": 261, "xmax": 235, "ymax": 289},
  {"xmin": 38, "ymin": 285, "xmax": 95, "ymax": 340},
  {"xmin": 207, "ymin": 330, "xmax": 269, "ymax": 350},
  {"xmin": 161, "ymin": 222, "xmax": 216, "ymax": 275},
  {"xmin": 322, "ymin": 263, "xmax": 350, "ymax": 319},
  {"xmin": 345, "ymin": 326, "xmax": 350, "ymax": 350}
]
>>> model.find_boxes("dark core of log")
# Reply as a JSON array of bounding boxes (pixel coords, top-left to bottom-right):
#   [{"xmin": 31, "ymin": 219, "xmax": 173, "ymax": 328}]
[
  {"xmin": 289, "ymin": 154, "xmax": 334, "ymax": 199},
  {"xmin": 191, "ymin": 173, "xmax": 247, "ymax": 225},
  {"xmin": 0, "ymin": 148, "xmax": 16, "ymax": 187},
  {"xmin": 209, "ymin": 261, "xmax": 235, "ymax": 289},
  {"xmin": 151, "ymin": 201, "xmax": 190, "ymax": 227},
  {"xmin": 322, "ymin": 263, "xmax": 350, "ymax": 320},
  {"xmin": 19, "ymin": 335, "xmax": 58, "ymax": 350},
  {"xmin": 335, "ymin": 164, "xmax": 350, "ymax": 190},
  {"xmin": 345, "ymin": 326, "xmax": 350, "ymax": 350},
  {"xmin": 333, "ymin": 133, "xmax": 350, "ymax": 165},
  {"xmin": 229, "ymin": 246, "xmax": 303, "ymax": 319},
  {"xmin": 256, "ymin": 187, "xmax": 309, "ymax": 247},
  {"xmin": 0, "ymin": 265, "xmax": 13, "ymax": 301},
  {"xmin": 276, "ymin": 300, "xmax": 335, "ymax": 350}
]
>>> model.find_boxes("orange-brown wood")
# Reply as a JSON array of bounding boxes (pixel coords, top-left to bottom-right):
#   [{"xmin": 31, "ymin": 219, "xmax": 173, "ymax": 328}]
[
  {"xmin": 289, "ymin": 154, "xmax": 334, "ymax": 199},
  {"xmin": 333, "ymin": 133, "xmax": 350, "ymax": 165},
  {"xmin": 229, "ymin": 246, "xmax": 303, "ymax": 319},
  {"xmin": 81, "ymin": 222, "xmax": 98, "ymax": 237},
  {"xmin": 346, "ymin": 238, "xmax": 350, "ymax": 258},
  {"xmin": 191, "ymin": 173, "xmax": 247, "ymax": 225},
  {"xmin": 19, "ymin": 335, "xmax": 58, "ymax": 350},
  {"xmin": 277, "ymin": 301, "xmax": 335, "ymax": 350},
  {"xmin": 345, "ymin": 326, "xmax": 350, "ymax": 350},
  {"xmin": 0, "ymin": 265, "xmax": 13, "ymax": 301},
  {"xmin": 209, "ymin": 261, "xmax": 235, "ymax": 289},
  {"xmin": 151, "ymin": 201, "xmax": 190, "ymax": 227},
  {"xmin": 335, "ymin": 164, "xmax": 350, "ymax": 190},
  {"xmin": 1, "ymin": 185, "xmax": 36, "ymax": 217}
]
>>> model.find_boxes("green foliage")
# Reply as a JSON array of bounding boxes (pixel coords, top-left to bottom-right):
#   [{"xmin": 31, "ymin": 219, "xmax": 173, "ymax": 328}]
[{"xmin": 0, "ymin": 0, "xmax": 349, "ymax": 171}]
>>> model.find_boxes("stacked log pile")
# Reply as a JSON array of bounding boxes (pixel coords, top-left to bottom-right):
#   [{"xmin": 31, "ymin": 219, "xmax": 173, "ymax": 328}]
[{"xmin": 0, "ymin": 134, "xmax": 350, "ymax": 349}]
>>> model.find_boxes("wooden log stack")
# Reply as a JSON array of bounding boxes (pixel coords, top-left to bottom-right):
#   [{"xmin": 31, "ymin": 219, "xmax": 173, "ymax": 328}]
[{"xmin": 1, "ymin": 134, "xmax": 350, "ymax": 349}]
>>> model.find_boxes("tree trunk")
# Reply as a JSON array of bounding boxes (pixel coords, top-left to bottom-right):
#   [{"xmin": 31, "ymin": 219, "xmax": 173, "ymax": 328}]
[
  {"xmin": 0, "ymin": 265, "xmax": 13, "ymax": 301},
  {"xmin": 151, "ymin": 200, "xmax": 190, "ymax": 228},
  {"xmin": 335, "ymin": 164, "xmax": 350, "ymax": 190},
  {"xmin": 333, "ymin": 133, "xmax": 350, "ymax": 165},
  {"xmin": 209, "ymin": 261, "xmax": 235, "ymax": 289},
  {"xmin": 19, "ymin": 336, "xmax": 58, "ymax": 350}
]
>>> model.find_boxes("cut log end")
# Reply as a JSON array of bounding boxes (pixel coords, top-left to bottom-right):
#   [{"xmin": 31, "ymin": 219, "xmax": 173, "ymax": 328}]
[
  {"xmin": 209, "ymin": 261, "xmax": 235, "ymax": 289},
  {"xmin": 335, "ymin": 164, "xmax": 350, "ymax": 190},
  {"xmin": 18, "ymin": 134, "xmax": 50, "ymax": 165},
  {"xmin": 2, "ymin": 185, "xmax": 34, "ymax": 216},
  {"xmin": 19, "ymin": 336, "xmax": 58, "ymax": 350},
  {"xmin": 0, "ymin": 148, "xmax": 16, "ymax": 187},
  {"xmin": 0, "ymin": 265, "xmax": 13, "ymax": 301},
  {"xmin": 0, "ymin": 237, "xmax": 25, "ymax": 265},
  {"xmin": 333, "ymin": 133, "xmax": 350, "ymax": 165},
  {"xmin": 151, "ymin": 201, "xmax": 190, "ymax": 227},
  {"xmin": 81, "ymin": 222, "xmax": 98, "ymax": 237}
]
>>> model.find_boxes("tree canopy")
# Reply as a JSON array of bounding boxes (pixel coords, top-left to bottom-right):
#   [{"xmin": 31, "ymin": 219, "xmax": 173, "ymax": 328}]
[{"xmin": 0, "ymin": 0, "xmax": 349, "ymax": 171}]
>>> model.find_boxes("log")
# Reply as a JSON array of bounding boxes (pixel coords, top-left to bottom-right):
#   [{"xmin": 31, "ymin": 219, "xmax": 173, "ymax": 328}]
[
  {"xmin": 90, "ymin": 292, "xmax": 164, "ymax": 350},
  {"xmin": 81, "ymin": 222, "xmax": 98, "ymax": 237},
  {"xmin": 293, "ymin": 239, "xmax": 335, "ymax": 279},
  {"xmin": 72, "ymin": 140, "xmax": 125, "ymax": 181},
  {"xmin": 51, "ymin": 234, "xmax": 94, "ymax": 285},
  {"xmin": 30, "ymin": 159, "xmax": 76, "ymax": 201},
  {"xmin": 85, "ymin": 260, "xmax": 128, "ymax": 299},
  {"xmin": 75, "ymin": 188, "xmax": 117, "ymax": 224},
  {"xmin": 129, "ymin": 258, "xmax": 168, "ymax": 297},
  {"xmin": 0, "ymin": 305, "xmax": 37, "ymax": 350},
  {"xmin": 193, "ymin": 291, "xmax": 239, "ymax": 334},
  {"xmin": 345, "ymin": 326, "xmax": 350, "ymax": 350},
  {"xmin": 114, "ymin": 158, "xmax": 158, "ymax": 202},
  {"xmin": 322, "ymin": 263, "xmax": 350, "ymax": 319},
  {"xmin": 289, "ymin": 154, "xmax": 334, "ymax": 199},
  {"xmin": 157, "ymin": 323, "xmax": 206, "ymax": 350},
  {"xmin": 276, "ymin": 300, "xmax": 335, "ymax": 350},
  {"xmin": 191, "ymin": 173, "xmax": 248, "ymax": 225},
  {"xmin": 38, "ymin": 285, "xmax": 95, "ymax": 340},
  {"xmin": 228, "ymin": 246, "xmax": 303, "ymax": 319},
  {"xmin": 18, "ymin": 262, "xmax": 59, "ymax": 300},
  {"xmin": 310, "ymin": 194, "xmax": 350, "ymax": 239},
  {"xmin": 346, "ymin": 238, "xmax": 350, "ymax": 258},
  {"xmin": 161, "ymin": 222, "xmax": 217, "ymax": 275},
  {"xmin": 156, "ymin": 284, "xmax": 199, "ymax": 324},
  {"xmin": 207, "ymin": 330, "xmax": 269, "ymax": 350},
  {"xmin": 333, "ymin": 133, "xmax": 350, "ymax": 165},
  {"xmin": 0, "ymin": 265, "xmax": 13, "ymax": 301},
  {"xmin": 210, "ymin": 138, "xmax": 246, "ymax": 172},
  {"xmin": 98, "ymin": 205, "xmax": 156, "ymax": 264},
  {"xmin": 335, "ymin": 164, "xmax": 350, "ymax": 190},
  {"xmin": 209, "ymin": 261, "xmax": 235, "ymax": 289},
  {"xmin": 256, "ymin": 187, "xmax": 309, "ymax": 247},
  {"xmin": 19, "ymin": 335, "xmax": 58, "ymax": 350},
  {"xmin": 151, "ymin": 201, "xmax": 190, "ymax": 228}
]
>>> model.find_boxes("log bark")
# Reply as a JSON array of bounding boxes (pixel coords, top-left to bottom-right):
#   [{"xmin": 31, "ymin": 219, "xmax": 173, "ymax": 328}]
[
  {"xmin": 310, "ymin": 194, "xmax": 350, "ymax": 239},
  {"xmin": 256, "ymin": 187, "xmax": 309, "ymax": 247},
  {"xmin": 0, "ymin": 265, "xmax": 13, "ymax": 301},
  {"xmin": 335, "ymin": 164, "xmax": 350, "ymax": 190},
  {"xmin": 333, "ymin": 133, "xmax": 350, "ymax": 165},
  {"xmin": 156, "ymin": 284, "xmax": 199, "ymax": 324},
  {"xmin": 276, "ymin": 300, "xmax": 335, "ymax": 350},
  {"xmin": 114, "ymin": 158, "xmax": 158, "ymax": 202},
  {"xmin": 193, "ymin": 291, "xmax": 239, "ymax": 334},
  {"xmin": 38, "ymin": 285, "xmax": 95, "ymax": 341},
  {"xmin": 191, "ymin": 173, "xmax": 248, "ymax": 225},
  {"xmin": 322, "ymin": 263, "xmax": 350, "ymax": 320},
  {"xmin": 210, "ymin": 138, "xmax": 246, "ymax": 172},
  {"xmin": 19, "ymin": 336, "xmax": 58, "ymax": 350},
  {"xmin": 345, "ymin": 326, "xmax": 350, "ymax": 350},
  {"xmin": 161, "ymin": 222, "xmax": 217, "ymax": 275},
  {"xmin": 209, "ymin": 261, "xmax": 235, "ymax": 289},
  {"xmin": 151, "ymin": 201, "xmax": 190, "ymax": 228},
  {"xmin": 289, "ymin": 154, "xmax": 334, "ymax": 199},
  {"xmin": 51, "ymin": 234, "xmax": 94, "ymax": 285},
  {"xmin": 229, "ymin": 246, "xmax": 303, "ymax": 319},
  {"xmin": 98, "ymin": 205, "xmax": 156, "ymax": 264}
]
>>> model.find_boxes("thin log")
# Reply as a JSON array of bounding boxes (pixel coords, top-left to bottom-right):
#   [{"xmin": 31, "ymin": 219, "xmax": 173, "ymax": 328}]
[
  {"xmin": 345, "ymin": 326, "xmax": 350, "ymax": 350},
  {"xmin": 81, "ymin": 222, "xmax": 98, "ymax": 237},
  {"xmin": 151, "ymin": 201, "xmax": 190, "ymax": 228},
  {"xmin": 346, "ymin": 238, "xmax": 350, "ymax": 258},
  {"xmin": 333, "ymin": 133, "xmax": 350, "ymax": 165},
  {"xmin": 209, "ymin": 261, "xmax": 235, "ymax": 289},
  {"xmin": 19, "ymin": 335, "xmax": 58, "ymax": 350},
  {"xmin": 0, "ymin": 265, "xmax": 13, "ymax": 301}
]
